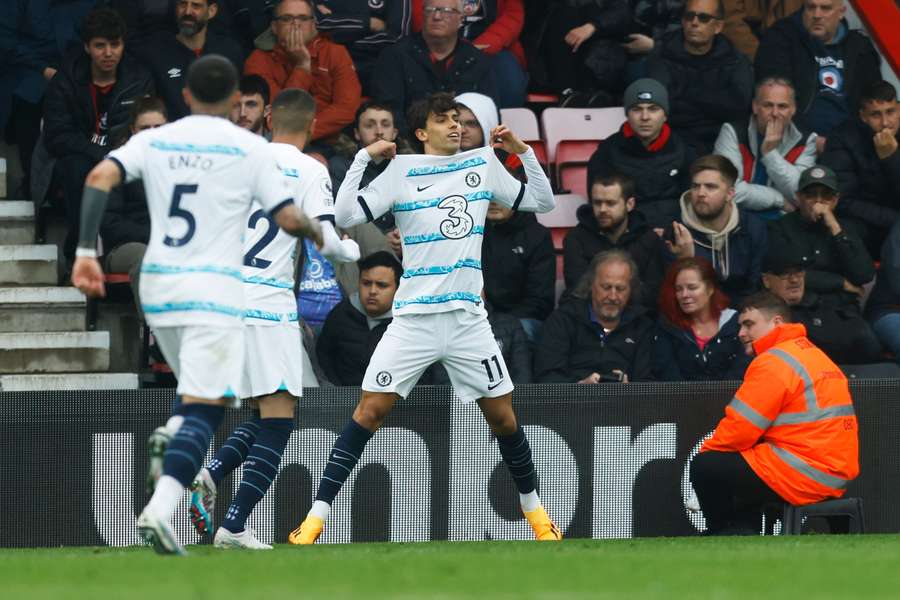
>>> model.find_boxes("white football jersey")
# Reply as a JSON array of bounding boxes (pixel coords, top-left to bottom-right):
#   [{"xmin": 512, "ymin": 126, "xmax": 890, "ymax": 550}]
[
  {"xmin": 335, "ymin": 146, "xmax": 553, "ymax": 317},
  {"xmin": 242, "ymin": 143, "xmax": 334, "ymax": 324},
  {"xmin": 108, "ymin": 115, "xmax": 294, "ymax": 327}
]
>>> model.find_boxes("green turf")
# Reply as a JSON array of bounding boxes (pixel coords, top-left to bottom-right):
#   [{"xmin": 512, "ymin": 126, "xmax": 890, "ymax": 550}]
[{"xmin": 3, "ymin": 536, "xmax": 899, "ymax": 599}]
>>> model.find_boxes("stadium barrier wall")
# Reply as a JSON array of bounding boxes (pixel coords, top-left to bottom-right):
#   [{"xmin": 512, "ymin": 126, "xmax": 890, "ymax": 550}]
[{"xmin": 2, "ymin": 381, "xmax": 899, "ymax": 548}]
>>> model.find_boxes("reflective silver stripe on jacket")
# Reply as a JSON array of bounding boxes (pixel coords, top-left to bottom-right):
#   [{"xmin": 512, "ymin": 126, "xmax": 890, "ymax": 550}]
[
  {"xmin": 769, "ymin": 443, "xmax": 849, "ymax": 489},
  {"xmin": 728, "ymin": 397, "xmax": 772, "ymax": 429},
  {"xmin": 766, "ymin": 348, "xmax": 856, "ymax": 426}
]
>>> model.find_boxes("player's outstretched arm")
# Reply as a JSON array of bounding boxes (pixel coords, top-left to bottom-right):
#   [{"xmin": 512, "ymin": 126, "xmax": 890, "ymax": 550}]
[
  {"xmin": 71, "ymin": 159, "xmax": 124, "ymax": 297},
  {"xmin": 334, "ymin": 140, "xmax": 396, "ymax": 228},
  {"xmin": 491, "ymin": 125, "xmax": 555, "ymax": 214},
  {"xmin": 273, "ymin": 204, "xmax": 324, "ymax": 247},
  {"xmin": 318, "ymin": 220, "xmax": 360, "ymax": 263}
]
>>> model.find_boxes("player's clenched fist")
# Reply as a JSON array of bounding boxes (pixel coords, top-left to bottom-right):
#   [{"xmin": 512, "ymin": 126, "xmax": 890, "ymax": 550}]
[
  {"xmin": 490, "ymin": 125, "xmax": 528, "ymax": 155},
  {"xmin": 365, "ymin": 140, "xmax": 396, "ymax": 161},
  {"xmin": 71, "ymin": 256, "xmax": 106, "ymax": 298}
]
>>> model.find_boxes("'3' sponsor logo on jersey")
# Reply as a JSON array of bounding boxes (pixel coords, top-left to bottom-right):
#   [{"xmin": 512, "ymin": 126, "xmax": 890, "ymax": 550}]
[{"xmin": 437, "ymin": 195, "xmax": 474, "ymax": 239}]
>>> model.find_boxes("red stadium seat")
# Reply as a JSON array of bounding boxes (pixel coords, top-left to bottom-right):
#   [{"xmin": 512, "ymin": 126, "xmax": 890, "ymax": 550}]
[{"xmin": 556, "ymin": 140, "xmax": 600, "ymax": 197}]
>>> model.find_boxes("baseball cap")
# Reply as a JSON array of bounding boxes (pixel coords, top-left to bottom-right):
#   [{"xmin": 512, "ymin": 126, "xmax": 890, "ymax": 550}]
[
  {"xmin": 762, "ymin": 249, "xmax": 810, "ymax": 275},
  {"xmin": 797, "ymin": 165, "xmax": 839, "ymax": 193},
  {"xmin": 623, "ymin": 78, "xmax": 669, "ymax": 115}
]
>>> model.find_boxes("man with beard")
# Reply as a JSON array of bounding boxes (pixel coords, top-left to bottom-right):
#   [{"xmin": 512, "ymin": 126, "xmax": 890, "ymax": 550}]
[
  {"xmin": 534, "ymin": 250, "xmax": 655, "ymax": 384},
  {"xmin": 136, "ymin": 0, "xmax": 244, "ymax": 119},
  {"xmin": 665, "ymin": 154, "xmax": 768, "ymax": 303},
  {"xmin": 229, "ymin": 74, "xmax": 270, "ymax": 136},
  {"xmin": 563, "ymin": 172, "xmax": 666, "ymax": 310}
]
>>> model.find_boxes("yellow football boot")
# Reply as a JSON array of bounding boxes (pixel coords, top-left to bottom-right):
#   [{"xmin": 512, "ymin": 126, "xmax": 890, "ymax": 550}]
[
  {"xmin": 288, "ymin": 515, "xmax": 324, "ymax": 545},
  {"xmin": 524, "ymin": 506, "xmax": 562, "ymax": 541}
]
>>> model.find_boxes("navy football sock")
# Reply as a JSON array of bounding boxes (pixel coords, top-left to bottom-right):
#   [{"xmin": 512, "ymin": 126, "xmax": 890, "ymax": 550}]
[
  {"xmin": 162, "ymin": 403, "xmax": 225, "ymax": 488},
  {"xmin": 314, "ymin": 419, "xmax": 373, "ymax": 505},
  {"xmin": 497, "ymin": 426, "xmax": 537, "ymax": 495},
  {"xmin": 206, "ymin": 410, "xmax": 262, "ymax": 485},
  {"xmin": 222, "ymin": 417, "xmax": 293, "ymax": 533}
]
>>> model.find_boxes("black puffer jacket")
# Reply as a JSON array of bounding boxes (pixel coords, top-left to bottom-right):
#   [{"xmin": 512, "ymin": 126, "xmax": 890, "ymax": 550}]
[
  {"xmin": 652, "ymin": 310, "xmax": 750, "ymax": 381},
  {"xmin": 754, "ymin": 10, "xmax": 881, "ymax": 130},
  {"xmin": 820, "ymin": 117, "xmax": 900, "ymax": 235},
  {"xmin": 99, "ymin": 180, "xmax": 150, "ymax": 251},
  {"xmin": 647, "ymin": 31, "xmax": 753, "ymax": 155},
  {"xmin": 487, "ymin": 305, "xmax": 533, "ymax": 383},
  {"xmin": 586, "ymin": 123, "xmax": 693, "ymax": 228},
  {"xmin": 43, "ymin": 51, "xmax": 154, "ymax": 161},
  {"xmin": 316, "ymin": 296, "xmax": 391, "ymax": 386},
  {"xmin": 482, "ymin": 211, "xmax": 556, "ymax": 321},
  {"xmin": 630, "ymin": 0, "xmax": 684, "ymax": 44},
  {"xmin": 371, "ymin": 33, "xmax": 498, "ymax": 132},
  {"xmin": 562, "ymin": 205, "xmax": 665, "ymax": 309},
  {"xmin": 534, "ymin": 299, "xmax": 655, "ymax": 383}
]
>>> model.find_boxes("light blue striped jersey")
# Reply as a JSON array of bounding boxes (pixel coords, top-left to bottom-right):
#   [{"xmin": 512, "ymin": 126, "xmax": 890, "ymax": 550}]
[
  {"xmin": 351, "ymin": 147, "xmax": 530, "ymax": 316},
  {"xmin": 242, "ymin": 143, "xmax": 334, "ymax": 325},
  {"xmin": 108, "ymin": 115, "xmax": 294, "ymax": 327}
]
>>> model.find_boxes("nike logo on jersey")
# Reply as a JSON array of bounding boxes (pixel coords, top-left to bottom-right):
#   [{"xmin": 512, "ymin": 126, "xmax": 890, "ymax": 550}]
[
  {"xmin": 417, "ymin": 184, "xmax": 435, "ymax": 192},
  {"xmin": 488, "ymin": 380, "xmax": 504, "ymax": 391}
]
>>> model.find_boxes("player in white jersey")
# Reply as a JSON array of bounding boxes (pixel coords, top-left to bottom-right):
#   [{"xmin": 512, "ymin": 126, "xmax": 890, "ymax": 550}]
[
  {"xmin": 289, "ymin": 93, "xmax": 563, "ymax": 545},
  {"xmin": 71, "ymin": 55, "xmax": 323, "ymax": 556},
  {"xmin": 184, "ymin": 89, "xmax": 360, "ymax": 550}
]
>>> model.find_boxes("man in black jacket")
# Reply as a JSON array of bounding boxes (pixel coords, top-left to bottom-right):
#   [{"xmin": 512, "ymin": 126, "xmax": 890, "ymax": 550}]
[
  {"xmin": 563, "ymin": 172, "xmax": 665, "ymax": 310},
  {"xmin": 586, "ymin": 78, "xmax": 693, "ymax": 228},
  {"xmin": 134, "ymin": 0, "xmax": 244, "ymax": 119},
  {"xmin": 316, "ymin": 251, "xmax": 400, "ymax": 386},
  {"xmin": 482, "ymin": 200, "xmax": 555, "ymax": 342},
  {"xmin": 754, "ymin": 1, "xmax": 881, "ymax": 144},
  {"xmin": 534, "ymin": 250, "xmax": 655, "ymax": 383},
  {"xmin": 43, "ymin": 7, "xmax": 154, "ymax": 262},
  {"xmin": 821, "ymin": 80, "xmax": 900, "ymax": 257},
  {"xmin": 370, "ymin": 0, "xmax": 498, "ymax": 133},
  {"xmin": 867, "ymin": 220, "xmax": 900, "ymax": 360},
  {"xmin": 647, "ymin": 0, "xmax": 753, "ymax": 156},
  {"xmin": 762, "ymin": 248, "xmax": 880, "ymax": 364},
  {"xmin": 767, "ymin": 165, "xmax": 874, "ymax": 310}
]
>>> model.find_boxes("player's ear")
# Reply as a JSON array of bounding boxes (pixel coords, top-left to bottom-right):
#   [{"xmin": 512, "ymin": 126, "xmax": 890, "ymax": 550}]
[{"xmin": 414, "ymin": 127, "xmax": 428, "ymax": 143}]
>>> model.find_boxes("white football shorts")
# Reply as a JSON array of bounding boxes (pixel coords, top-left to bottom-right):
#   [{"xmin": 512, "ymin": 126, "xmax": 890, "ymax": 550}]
[
  {"xmin": 239, "ymin": 321, "xmax": 304, "ymax": 400},
  {"xmin": 362, "ymin": 310, "xmax": 514, "ymax": 403},
  {"xmin": 153, "ymin": 325, "xmax": 244, "ymax": 406}
]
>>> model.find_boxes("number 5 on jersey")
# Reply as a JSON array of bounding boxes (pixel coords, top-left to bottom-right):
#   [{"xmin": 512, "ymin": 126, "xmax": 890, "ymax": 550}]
[{"xmin": 163, "ymin": 184, "xmax": 198, "ymax": 247}]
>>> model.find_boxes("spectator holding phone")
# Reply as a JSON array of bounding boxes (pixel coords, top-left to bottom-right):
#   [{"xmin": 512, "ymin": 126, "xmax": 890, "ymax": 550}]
[
  {"xmin": 653, "ymin": 256, "xmax": 751, "ymax": 381},
  {"xmin": 534, "ymin": 250, "xmax": 655, "ymax": 383}
]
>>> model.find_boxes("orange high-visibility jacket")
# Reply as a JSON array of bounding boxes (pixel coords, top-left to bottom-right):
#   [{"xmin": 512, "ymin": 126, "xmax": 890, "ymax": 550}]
[{"xmin": 702, "ymin": 323, "xmax": 859, "ymax": 505}]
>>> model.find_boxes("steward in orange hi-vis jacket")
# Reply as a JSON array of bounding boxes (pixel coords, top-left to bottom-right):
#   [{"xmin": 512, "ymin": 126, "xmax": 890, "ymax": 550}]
[{"xmin": 690, "ymin": 291, "xmax": 859, "ymax": 535}]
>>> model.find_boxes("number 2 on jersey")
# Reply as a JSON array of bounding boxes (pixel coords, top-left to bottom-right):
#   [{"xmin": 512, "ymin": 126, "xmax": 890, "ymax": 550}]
[
  {"xmin": 163, "ymin": 184, "xmax": 197, "ymax": 247},
  {"xmin": 438, "ymin": 195, "xmax": 474, "ymax": 239},
  {"xmin": 244, "ymin": 209, "xmax": 278, "ymax": 268}
]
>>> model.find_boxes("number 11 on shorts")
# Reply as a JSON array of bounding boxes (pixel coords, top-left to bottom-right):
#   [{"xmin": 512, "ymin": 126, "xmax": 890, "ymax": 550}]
[{"xmin": 481, "ymin": 355, "xmax": 504, "ymax": 383}]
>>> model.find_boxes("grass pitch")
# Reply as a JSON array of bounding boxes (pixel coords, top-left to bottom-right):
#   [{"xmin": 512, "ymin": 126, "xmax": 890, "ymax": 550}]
[{"xmin": 4, "ymin": 535, "xmax": 900, "ymax": 599}]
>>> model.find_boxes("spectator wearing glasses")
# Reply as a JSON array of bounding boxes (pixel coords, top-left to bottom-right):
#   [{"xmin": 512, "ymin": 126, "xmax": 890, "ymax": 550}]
[
  {"xmin": 646, "ymin": 0, "xmax": 753, "ymax": 156},
  {"xmin": 762, "ymin": 245, "xmax": 881, "ymax": 365},
  {"xmin": 409, "ymin": 0, "xmax": 528, "ymax": 108},
  {"xmin": 245, "ymin": 0, "xmax": 362, "ymax": 143},
  {"xmin": 766, "ymin": 165, "xmax": 874, "ymax": 313},
  {"xmin": 371, "ymin": 0, "xmax": 498, "ymax": 133},
  {"xmin": 754, "ymin": 0, "xmax": 881, "ymax": 148}
]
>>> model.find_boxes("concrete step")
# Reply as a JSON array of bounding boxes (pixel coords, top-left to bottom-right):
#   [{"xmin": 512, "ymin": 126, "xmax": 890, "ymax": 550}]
[
  {"xmin": 0, "ymin": 286, "xmax": 86, "ymax": 332},
  {"xmin": 0, "ymin": 245, "xmax": 57, "ymax": 285},
  {"xmin": 0, "ymin": 372, "xmax": 138, "ymax": 391},
  {"xmin": 0, "ymin": 200, "xmax": 36, "ymax": 245},
  {"xmin": 0, "ymin": 331, "xmax": 109, "ymax": 373}
]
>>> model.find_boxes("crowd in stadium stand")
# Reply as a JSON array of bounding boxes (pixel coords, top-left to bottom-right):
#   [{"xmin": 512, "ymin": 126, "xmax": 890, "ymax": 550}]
[{"xmin": 3, "ymin": 0, "xmax": 899, "ymax": 384}]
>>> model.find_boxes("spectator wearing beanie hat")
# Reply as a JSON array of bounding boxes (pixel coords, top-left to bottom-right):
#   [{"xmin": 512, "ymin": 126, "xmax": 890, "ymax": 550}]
[{"xmin": 587, "ymin": 78, "xmax": 695, "ymax": 228}]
